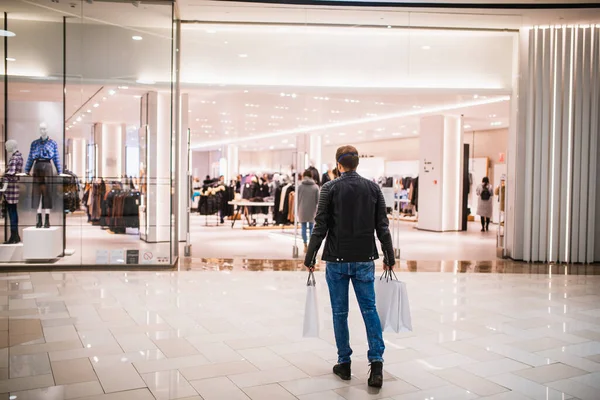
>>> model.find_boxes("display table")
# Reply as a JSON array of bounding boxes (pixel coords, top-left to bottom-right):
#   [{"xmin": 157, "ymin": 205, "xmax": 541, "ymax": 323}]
[
  {"xmin": 0, "ymin": 243, "xmax": 24, "ymax": 263},
  {"xmin": 228, "ymin": 200, "xmax": 275, "ymax": 228},
  {"xmin": 23, "ymin": 227, "xmax": 62, "ymax": 261}
]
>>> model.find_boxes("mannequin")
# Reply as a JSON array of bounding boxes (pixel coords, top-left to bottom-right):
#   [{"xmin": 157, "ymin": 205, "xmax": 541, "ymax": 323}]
[
  {"xmin": 24, "ymin": 123, "xmax": 63, "ymax": 229},
  {"xmin": 1, "ymin": 140, "xmax": 24, "ymax": 243}
]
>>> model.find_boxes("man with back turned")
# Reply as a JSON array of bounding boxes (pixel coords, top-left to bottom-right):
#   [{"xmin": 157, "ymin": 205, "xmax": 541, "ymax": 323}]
[{"xmin": 304, "ymin": 145, "xmax": 395, "ymax": 388}]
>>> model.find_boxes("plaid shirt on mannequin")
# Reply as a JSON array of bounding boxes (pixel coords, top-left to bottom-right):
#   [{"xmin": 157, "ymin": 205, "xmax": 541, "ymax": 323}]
[
  {"xmin": 3, "ymin": 150, "xmax": 24, "ymax": 204},
  {"xmin": 24, "ymin": 137, "xmax": 62, "ymax": 175}
]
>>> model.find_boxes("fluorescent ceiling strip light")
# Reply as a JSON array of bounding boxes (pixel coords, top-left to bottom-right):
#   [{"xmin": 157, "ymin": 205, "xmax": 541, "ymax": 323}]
[{"xmin": 192, "ymin": 96, "xmax": 510, "ymax": 149}]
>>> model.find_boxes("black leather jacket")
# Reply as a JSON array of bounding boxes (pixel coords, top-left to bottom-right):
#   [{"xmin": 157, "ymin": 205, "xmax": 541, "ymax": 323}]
[{"xmin": 304, "ymin": 171, "xmax": 395, "ymax": 267}]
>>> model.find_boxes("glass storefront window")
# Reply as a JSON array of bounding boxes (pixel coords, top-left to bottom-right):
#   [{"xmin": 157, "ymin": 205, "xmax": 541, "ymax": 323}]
[{"xmin": 0, "ymin": 0, "xmax": 176, "ymax": 266}]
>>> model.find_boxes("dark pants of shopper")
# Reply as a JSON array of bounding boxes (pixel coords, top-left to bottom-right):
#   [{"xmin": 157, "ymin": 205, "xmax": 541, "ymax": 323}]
[
  {"xmin": 6, "ymin": 204, "xmax": 18, "ymax": 231},
  {"xmin": 481, "ymin": 216, "xmax": 490, "ymax": 230},
  {"xmin": 326, "ymin": 261, "xmax": 385, "ymax": 364}
]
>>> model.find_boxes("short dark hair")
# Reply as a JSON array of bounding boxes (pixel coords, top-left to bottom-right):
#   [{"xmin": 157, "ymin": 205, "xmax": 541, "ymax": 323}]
[
  {"xmin": 482, "ymin": 176, "xmax": 490, "ymax": 184},
  {"xmin": 303, "ymin": 170, "xmax": 312, "ymax": 178},
  {"xmin": 335, "ymin": 145, "xmax": 359, "ymax": 171}
]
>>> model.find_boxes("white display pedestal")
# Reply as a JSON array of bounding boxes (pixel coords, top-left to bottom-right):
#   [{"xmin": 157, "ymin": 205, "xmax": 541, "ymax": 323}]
[
  {"xmin": 0, "ymin": 244, "xmax": 24, "ymax": 263},
  {"xmin": 23, "ymin": 227, "xmax": 62, "ymax": 261}
]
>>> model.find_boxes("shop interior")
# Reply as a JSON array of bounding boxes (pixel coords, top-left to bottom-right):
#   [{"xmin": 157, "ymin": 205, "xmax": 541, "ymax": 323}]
[{"xmin": 0, "ymin": 0, "xmax": 525, "ymax": 265}]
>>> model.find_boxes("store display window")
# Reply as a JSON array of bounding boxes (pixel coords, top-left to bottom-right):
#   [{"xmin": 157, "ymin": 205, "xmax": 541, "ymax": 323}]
[{"xmin": 0, "ymin": 1, "xmax": 177, "ymax": 266}]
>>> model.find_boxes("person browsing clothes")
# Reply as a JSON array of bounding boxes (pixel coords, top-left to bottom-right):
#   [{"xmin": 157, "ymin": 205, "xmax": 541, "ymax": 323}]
[
  {"xmin": 297, "ymin": 169, "xmax": 319, "ymax": 254},
  {"xmin": 304, "ymin": 145, "xmax": 395, "ymax": 388},
  {"xmin": 476, "ymin": 176, "xmax": 494, "ymax": 232}
]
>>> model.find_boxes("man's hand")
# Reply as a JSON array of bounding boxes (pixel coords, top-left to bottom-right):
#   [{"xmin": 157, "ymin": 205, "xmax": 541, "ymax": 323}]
[
  {"xmin": 383, "ymin": 262, "xmax": 393, "ymax": 271},
  {"xmin": 305, "ymin": 265, "xmax": 314, "ymax": 272}
]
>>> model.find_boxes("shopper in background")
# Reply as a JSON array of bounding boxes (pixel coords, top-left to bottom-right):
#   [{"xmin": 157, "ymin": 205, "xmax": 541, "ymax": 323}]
[
  {"xmin": 298, "ymin": 170, "xmax": 319, "ymax": 253},
  {"xmin": 304, "ymin": 145, "xmax": 395, "ymax": 389},
  {"xmin": 476, "ymin": 176, "xmax": 493, "ymax": 232},
  {"xmin": 307, "ymin": 164, "xmax": 321, "ymax": 186}
]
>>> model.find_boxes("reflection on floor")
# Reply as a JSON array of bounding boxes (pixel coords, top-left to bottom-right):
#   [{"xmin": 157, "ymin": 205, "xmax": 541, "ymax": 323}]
[
  {"xmin": 51, "ymin": 213, "xmax": 499, "ymax": 265},
  {"xmin": 189, "ymin": 214, "xmax": 498, "ymax": 261},
  {"xmin": 1, "ymin": 270, "xmax": 600, "ymax": 399}
]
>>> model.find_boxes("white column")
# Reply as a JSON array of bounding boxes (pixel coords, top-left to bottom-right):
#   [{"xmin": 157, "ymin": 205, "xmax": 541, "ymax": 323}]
[
  {"xmin": 226, "ymin": 145, "xmax": 239, "ymax": 183},
  {"xmin": 309, "ymin": 134, "xmax": 322, "ymax": 174},
  {"xmin": 417, "ymin": 115, "xmax": 464, "ymax": 232},
  {"xmin": 71, "ymin": 138, "xmax": 86, "ymax": 179},
  {"xmin": 179, "ymin": 94, "xmax": 189, "ymax": 240},
  {"xmin": 95, "ymin": 123, "xmax": 123, "ymax": 180},
  {"xmin": 142, "ymin": 91, "xmax": 171, "ymax": 243}
]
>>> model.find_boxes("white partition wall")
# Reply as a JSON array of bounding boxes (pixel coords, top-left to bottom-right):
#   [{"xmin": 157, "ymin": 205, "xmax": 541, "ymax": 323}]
[
  {"xmin": 417, "ymin": 115, "xmax": 464, "ymax": 232},
  {"xmin": 508, "ymin": 25, "xmax": 600, "ymax": 263}
]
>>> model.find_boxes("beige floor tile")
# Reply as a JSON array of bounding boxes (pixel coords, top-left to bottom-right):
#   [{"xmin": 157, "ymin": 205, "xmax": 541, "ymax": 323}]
[
  {"xmin": 43, "ymin": 326, "xmax": 80, "ymax": 343},
  {"xmin": 229, "ymin": 365, "xmax": 308, "ymax": 388},
  {"xmin": 513, "ymin": 362, "xmax": 587, "ymax": 383},
  {"xmin": 0, "ymin": 373, "xmax": 54, "ymax": 393},
  {"xmin": 9, "ymin": 381, "xmax": 104, "ymax": 400},
  {"xmin": 440, "ymin": 341, "xmax": 504, "ymax": 362},
  {"xmin": 433, "ymin": 367, "xmax": 509, "ymax": 397},
  {"xmin": 488, "ymin": 373, "xmax": 570, "ymax": 400},
  {"xmin": 78, "ymin": 330, "xmax": 120, "ymax": 348},
  {"xmin": 89, "ymin": 350, "xmax": 166, "ymax": 368},
  {"xmin": 9, "ymin": 319, "xmax": 42, "ymax": 336},
  {"xmin": 243, "ymin": 383, "xmax": 297, "ymax": 400},
  {"xmin": 0, "ymin": 332, "xmax": 7, "ymax": 349},
  {"xmin": 334, "ymin": 379, "xmax": 418, "ymax": 399},
  {"xmin": 9, "ymin": 353, "xmax": 52, "ymax": 379},
  {"xmin": 9, "ymin": 299, "xmax": 37, "ymax": 311},
  {"xmin": 547, "ymin": 378, "xmax": 599, "ymax": 400},
  {"xmin": 10, "ymin": 340, "xmax": 82, "ymax": 357},
  {"xmin": 180, "ymin": 360, "xmax": 258, "ymax": 381},
  {"xmin": 297, "ymin": 391, "xmax": 346, "ymax": 400},
  {"xmin": 460, "ymin": 358, "xmax": 532, "ymax": 377},
  {"xmin": 97, "ymin": 307, "xmax": 132, "ymax": 322},
  {"xmin": 68, "ymin": 388, "xmax": 156, "ymax": 400},
  {"xmin": 141, "ymin": 370, "xmax": 198, "ymax": 400},
  {"xmin": 192, "ymin": 342, "xmax": 245, "ymax": 363},
  {"xmin": 9, "ymin": 333, "xmax": 44, "ymax": 347},
  {"xmin": 509, "ymin": 337, "xmax": 569, "ymax": 353},
  {"xmin": 571, "ymin": 330, "xmax": 600, "ymax": 342},
  {"xmin": 153, "ymin": 338, "xmax": 198, "ymax": 359},
  {"xmin": 238, "ymin": 347, "xmax": 291, "ymax": 371},
  {"xmin": 114, "ymin": 333, "xmax": 157, "ymax": 352},
  {"xmin": 134, "ymin": 354, "xmax": 210, "ymax": 374},
  {"xmin": 190, "ymin": 377, "xmax": 250, "ymax": 400},
  {"xmin": 281, "ymin": 352, "xmax": 333, "ymax": 377},
  {"xmin": 225, "ymin": 336, "xmax": 293, "ymax": 351},
  {"xmin": 0, "ymin": 369, "xmax": 6, "ymax": 381},
  {"xmin": 52, "ymin": 358, "xmax": 97, "ymax": 385},
  {"xmin": 49, "ymin": 343, "xmax": 124, "ymax": 362},
  {"xmin": 94, "ymin": 363, "xmax": 146, "ymax": 393},
  {"xmin": 0, "ymin": 319, "xmax": 7, "ymax": 331},
  {"xmin": 385, "ymin": 361, "xmax": 451, "ymax": 390},
  {"xmin": 391, "ymin": 384, "xmax": 479, "ymax": 400},
  {"xmin": 280, "ymin": 375, "xmax": 351, "ymax": 396}
]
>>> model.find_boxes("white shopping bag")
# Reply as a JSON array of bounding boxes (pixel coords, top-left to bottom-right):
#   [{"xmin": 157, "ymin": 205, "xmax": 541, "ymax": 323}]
[
  {"xmin": 303, "ymin": 271, "xmax": 320, "ymax": 338},
  {"xmin": 375, "ymin": 270, "xmax": 412, "ymax": 333}
]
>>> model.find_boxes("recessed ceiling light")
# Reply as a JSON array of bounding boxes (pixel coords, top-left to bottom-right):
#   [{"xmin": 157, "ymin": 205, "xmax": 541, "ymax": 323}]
[
  {"xmin": 76, "ymin": 117, "xmax": 82, "ymax": 122},
  {"xmin": 473, "ymin": 94, "xmax": 479, "ymax": 99},
  {"xmin": 464, "ymin": 124, "xmax": 472, "ymax": 129},
  {"xmin": 108, "ymin": 90, "xmax": 116, "ymax": 95},
  {"xmin": 5, "ymin": 57, "xmax": 15, "ymax": 62},
  {"xmin": 93, "ymin": 103, "xmax": 99, "ymax": 108},
  {"xmin": 421, "ymin": 45, "xmax": 431, "ymax": 50},
  {"xmin": 412, "ymin": 105, "xmax": 421, "ymax": 109},
  {"xmin": 196, "ymin": 118, "xmax": 200, "ymax": 122},
  {"xmin": 134, "ymin": 95, "xmax": 142, "ymax": 99},
  {"xmin": 282, "ymin": 139, "xmax": 288, "ymax": 143},
  {"xmin": 118, "ymin": 86, "xmax": 128, "ymax": 90},
  {"xmin": 132, "ymin": 35, "xmax": 143, "ymax": 41},
  {"xmin": 392, "ymin": 132, "xmax": 402, "ymax": 136},
  {"xmin": 0, "ymin": 30, "xmax": 16, "ymax": 37},
  {"xmin": 491, "ymin": 121, "xmax": 502, "ymax": 126},
  {"xmin": 87, "ymin": 109, "xmax": 92, "ymax": 113},
  {"xmin": 413, "ymin": 130, "xmax": 418, "ymax": 134},
  {"xmin": 102, "ymin": 97, "xmax": 107, "ymax": 101},
  {"xmin": 206, "ymin": 29, "xmax": 217, "ymax": 34},
  {"xmin": 387, "ymin": 25, "xmax": 392, "ymax": 29},
  {"xmin": 489, "ymin": 114, "xmax": 497, "ymax": 118},
  {"xmin": 238, "ymin": 54, "xmax": 248, "ymax": 58},
  {"xmin": 72, "ymin": 121, "xmax": 77, "ymax": 125},
  {"xmin": 269, "ymin": 146, "xmax": 274, "ymax": 150}
]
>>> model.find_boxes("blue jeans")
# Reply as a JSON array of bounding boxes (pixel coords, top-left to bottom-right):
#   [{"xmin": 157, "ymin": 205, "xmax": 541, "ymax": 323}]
[
  {"xmin": 301, "ymin": 222, "xmax": 314, "ymax": 244},
  {"xmin": 326, "ymin": 261, "xmax": 384, "ymax": 364}
]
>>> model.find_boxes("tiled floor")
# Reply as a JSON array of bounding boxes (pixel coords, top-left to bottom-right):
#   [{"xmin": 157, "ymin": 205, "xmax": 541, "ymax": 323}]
[{"xmin": 1, "ymin": 269, "xmax": 600, "ymax": 399}]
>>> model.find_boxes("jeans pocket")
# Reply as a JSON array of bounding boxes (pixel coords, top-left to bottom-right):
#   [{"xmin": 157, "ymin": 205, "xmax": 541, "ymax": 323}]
[{"xmin": 355, "ymin": 262, "xmax": 375, "ymax": 282}]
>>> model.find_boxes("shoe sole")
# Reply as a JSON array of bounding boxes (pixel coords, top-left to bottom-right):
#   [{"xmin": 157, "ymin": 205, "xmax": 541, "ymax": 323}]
[
  {"xmin": 335, "ymin": 374, "xmax": 351, "ymax": 381},
  {"xmin": 368, "ymin": 378, "xmax": 383, "ymax": 388}
]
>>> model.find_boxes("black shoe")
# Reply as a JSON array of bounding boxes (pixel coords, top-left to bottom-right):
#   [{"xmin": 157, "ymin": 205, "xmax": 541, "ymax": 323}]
[
  {"xmin": 13, "ymin": 232, "xmax": 21, "ymax": 244},
  {"xmin": 333, "ymin": 362, "xmax": 351, "ymax": 381},
  {"xmin": 36, "ymin": 213, "xmax": 42, "ymax": 229},
  {"xmin": 368, "ymin": 362, "xmax": 383, "ymax": 388},
  {"xmin": 44, "ymin": 214, "xmax": 50, "ymax": 228},
  {"xmin": 481, "ymin": 228, "xmax": 485, "ymax": 232}
]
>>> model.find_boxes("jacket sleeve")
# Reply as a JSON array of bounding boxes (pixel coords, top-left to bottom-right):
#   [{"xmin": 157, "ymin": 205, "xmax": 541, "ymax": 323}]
[
  {"xmin": 24, "ymin": 143, "xmax": 35, "ymax": 174},
  {"xmin": 304, "ymin": 183, "xmax": 331, "ymax": 266},
  {"xmin": 52, "ymin": 140, "xmax": 62, "ymax": 174},
  {"xmin": 375, "ymin": 186, "xmax": 395, "ymax": 267}
]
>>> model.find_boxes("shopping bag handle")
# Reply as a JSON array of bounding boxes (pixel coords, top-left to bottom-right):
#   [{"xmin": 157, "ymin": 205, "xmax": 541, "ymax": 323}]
[
  {"xmin": 306, "ymin": 271, "xmax": 316, "ymax": 287},
  {"xmin": 379, "ymin": 269, "xmax": 399, "ymax": 282}
]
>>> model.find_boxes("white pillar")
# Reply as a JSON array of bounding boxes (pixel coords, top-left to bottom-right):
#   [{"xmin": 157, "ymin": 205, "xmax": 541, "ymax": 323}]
[
  {"xmin": 140, "ymin": 91, "xmax": 171, "ymax": 243},
  {"xmin": 71, "ymin": 138, "xmax": 87, "ymax": 179},
  {"xmin": 226, "ymin": 145, "xmax": 239, "ymax": 183},
  {"xmin": 309, "ymin": 134, "xmax": 322, "ymax": 174},
  {"xmin": 179, "ymin": 94, "xmax": 189, "ymax": 240},
  {"xmin": 417, "ymin": 115, "xmax": 464, "ymax": 232},
  {"xmin": 94, "ymin": 123, "xmax": 123, "ymax": 180}
]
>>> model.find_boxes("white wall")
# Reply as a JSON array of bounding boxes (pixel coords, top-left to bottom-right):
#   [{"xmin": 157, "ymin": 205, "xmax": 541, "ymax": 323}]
[{"xmin": 323, "ymin": 128, "xmax": 508, "ymax": 178}]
